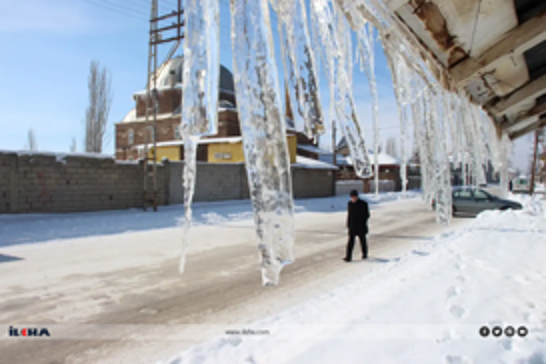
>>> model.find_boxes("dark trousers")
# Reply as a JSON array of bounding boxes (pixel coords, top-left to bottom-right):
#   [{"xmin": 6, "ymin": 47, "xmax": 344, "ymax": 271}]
[{"xmin": 346, "ymin": 232, "xmax": 368, "ymax": 261}]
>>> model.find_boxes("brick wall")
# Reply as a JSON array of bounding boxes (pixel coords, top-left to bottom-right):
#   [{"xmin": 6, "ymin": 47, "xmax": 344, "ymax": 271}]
[{"xmin": 0, "ymin": 152, "xmax": 334, "ymax": 214}]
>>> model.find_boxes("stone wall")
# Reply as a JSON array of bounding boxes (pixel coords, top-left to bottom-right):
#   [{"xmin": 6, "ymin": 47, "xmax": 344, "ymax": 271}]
[
  {"xmin": 0, "ymin": 152, "xmax": 334, "ymax": 214},
  {"xmin": 0, "ymin": 152, "xmax": 168, "ymax": 213},
  {"xmin": 167, "ymin": 162, "xmax": 334, "ymax": 203}
]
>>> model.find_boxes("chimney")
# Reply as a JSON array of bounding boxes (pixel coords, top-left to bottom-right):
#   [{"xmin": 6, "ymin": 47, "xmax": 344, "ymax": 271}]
[{"xmin": 169, "ymin": 69, "xmax": 176, "ymax": 88}]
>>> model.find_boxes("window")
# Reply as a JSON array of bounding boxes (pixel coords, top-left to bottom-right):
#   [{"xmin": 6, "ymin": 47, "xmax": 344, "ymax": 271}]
[
  {"xmin": 473, "ymin": 190, "xmax": 490, "ymax": 200},
  {"xmin": 454, "ymin": 190, "xmax": 472, "ymax": 199},
  {"xmin": 128, "ymin": 129, "xmax": 134, "ymax": 145},
  {"xmin": 214, "ymin": 152, "xmax": 232, "ymax": 160}
]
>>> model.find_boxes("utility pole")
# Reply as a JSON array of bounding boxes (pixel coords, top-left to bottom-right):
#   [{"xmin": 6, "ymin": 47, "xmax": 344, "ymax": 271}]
[
  {"xmin": 332, "ymin": 120, "xmax": 337, "ymax": 196},
  {"xmin": 143, "ymin": 0, "xmax": 185, "ymax": 212},
  {"xmin": 529, "ymin": 129, "xmax": 539, "ymax": 195}
]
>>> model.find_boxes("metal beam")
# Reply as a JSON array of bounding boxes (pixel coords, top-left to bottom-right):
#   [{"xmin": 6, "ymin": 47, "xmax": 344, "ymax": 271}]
[
  {"xmin": 451, "ymin": 10, "xmax": 546, "ymax": 86},
  {"xmin": 510, "ymin": 116, "xmax": 546, "ymax": 140},
  {"xmin": 501, "ymin": 100, "xmax": 546, "ymax": 130},
  {"xmin": 489, "ymin": 73, "xmax": 546, "ymax": 117}
]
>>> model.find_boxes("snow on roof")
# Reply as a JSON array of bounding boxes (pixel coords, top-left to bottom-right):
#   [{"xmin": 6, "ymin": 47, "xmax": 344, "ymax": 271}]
[
  {"xmin": 297, "ymin": 144, "xmax": 332, "ymax": 155},
  {"xmin": 121, "ymin": 109, "xmax": 179, "ymax": 123},
  {"xmin": 294, "ymin": 156, "xmax": 338, "ymax": 170},
  {"xmin": 135, "ymin": 136, "xmax": 243, "ymax": 150},
  {"xmin": 8, "ymin": 150, "xmax": 114, "ymax": 159},
  {"xmin": 318, "ymin": 152, "xmax": 400, "ymax": 166}
]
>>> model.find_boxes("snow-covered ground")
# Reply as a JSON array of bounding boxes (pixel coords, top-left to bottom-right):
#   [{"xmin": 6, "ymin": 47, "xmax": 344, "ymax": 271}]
[
  {"xmin": 0, "ymin": 191, "xmax": 419, "ymax": 248},
  {"xmin": 162, "ymin": 194, "xmax": 546, "ymax": 364}
]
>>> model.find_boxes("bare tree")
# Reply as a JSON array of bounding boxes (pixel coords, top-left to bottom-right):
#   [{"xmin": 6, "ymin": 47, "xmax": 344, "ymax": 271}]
[
  {"xmin": 385, "ymin": 137, "xmax": 398, "ymax": 158},
  {"xmin": 70, "ymin": 137, "xmax": 77, "ymax": 153},
  {"xmin": 25, "ymin": 129, "xmax": 38, "ymax": 151},
  {"xmin": 85, "ymin": 60, "xmax": 112, "ymax": 153}
]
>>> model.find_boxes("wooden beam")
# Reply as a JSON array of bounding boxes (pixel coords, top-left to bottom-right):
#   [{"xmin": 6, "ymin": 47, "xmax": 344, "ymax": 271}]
[
  {"xmin": 451, "ymin": 10, "xmax": 546, "ymax": 86},
  {"xmin": 489, "ymin": 73, "xmax": 546, "ymax": 117},
  {"xmin": 510, "ymin": 117, "xmax": 546, "ymax": 140},
  {"xmin": 385, "ymin": 0, "xmax": 407, "ymax": 11},
  {"xmin": 501, "ymin": 100, "xmax": 546, "ymax": 130}
]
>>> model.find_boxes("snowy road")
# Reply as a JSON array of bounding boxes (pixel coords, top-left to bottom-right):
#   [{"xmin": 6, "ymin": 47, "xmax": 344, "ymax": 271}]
[{"xmin": 0, "ymin": 194, "xmax": 465, "ymax": 364}]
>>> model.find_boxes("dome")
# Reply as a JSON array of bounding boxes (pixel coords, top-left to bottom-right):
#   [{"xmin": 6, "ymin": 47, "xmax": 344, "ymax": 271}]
[{"xmin": 155, "ymin": 55, "xmax": 234, "ymax": 93}]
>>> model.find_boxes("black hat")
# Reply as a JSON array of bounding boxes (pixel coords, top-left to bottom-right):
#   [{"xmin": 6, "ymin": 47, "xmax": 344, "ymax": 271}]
[{"xmin": 350, "ymin": 190, "xmax": 359, "ymax": 197}]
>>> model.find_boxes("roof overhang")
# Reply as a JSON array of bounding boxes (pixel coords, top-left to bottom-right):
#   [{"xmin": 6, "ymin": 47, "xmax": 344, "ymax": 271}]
[{"xmin": 379, "ymin": 0, "xmax": 546, "ymax": 140}]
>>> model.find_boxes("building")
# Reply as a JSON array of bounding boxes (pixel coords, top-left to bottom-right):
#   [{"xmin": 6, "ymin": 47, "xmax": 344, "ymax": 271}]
[
  {"xmin": 115, "ymin": 56, "xmax": 240, "ymax": 161},
  {"xmin": 138, "ymin": 135, "xmax": 298, "ymax": 164},
  {"xmin": 115, "ymin": 55, "xmax": 328, "ymax": 168}
]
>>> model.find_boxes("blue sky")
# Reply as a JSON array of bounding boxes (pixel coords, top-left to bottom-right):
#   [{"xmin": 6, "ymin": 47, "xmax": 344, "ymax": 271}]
[{"xmin": 0, "ymin": 0, "xmax": 531, "ymax": 170}]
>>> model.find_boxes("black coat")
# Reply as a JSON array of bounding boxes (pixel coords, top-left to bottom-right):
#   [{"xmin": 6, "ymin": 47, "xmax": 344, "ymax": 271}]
[{"xmin": 347, "ymin": 199, "xmax": 370, "ymax": 234}]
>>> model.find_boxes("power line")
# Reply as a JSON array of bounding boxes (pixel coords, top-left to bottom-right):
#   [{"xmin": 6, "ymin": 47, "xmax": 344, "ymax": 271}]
[{"xmin": 80, "ymin": 0, "xmax": 149, "ymax": 20}]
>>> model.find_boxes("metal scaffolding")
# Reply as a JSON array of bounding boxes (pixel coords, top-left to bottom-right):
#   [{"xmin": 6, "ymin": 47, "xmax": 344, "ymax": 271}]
[{"xmin": 143, "ymin": 0, "xmax": 184, "ymax": 211}]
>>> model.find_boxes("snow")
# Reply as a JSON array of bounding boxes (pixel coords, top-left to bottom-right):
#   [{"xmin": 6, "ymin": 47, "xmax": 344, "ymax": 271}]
[
  {"xmin": 0, "ymin": 150, "xmax": 114, "ymax": 160},
  {"xmin": 135, "ymin": 136, "xmax": 243, "ymax": 150},
  {"xmin": 293, "ymin": 156, "xmax": 338, "ymax": 170},
  {"xmin": 0, "ymin": 192, "xmax": 415, "ymax": 248},
  {"xmin": 320, "ymin": 152, "xmax": 400, "ymax": 167},
  {"xmin": 161, "ymin": 197, "xmax": 546, "ymax": 364},
  {"xmin": 296, "ymin": 144, "xmax": 332, "ymax": 155}
]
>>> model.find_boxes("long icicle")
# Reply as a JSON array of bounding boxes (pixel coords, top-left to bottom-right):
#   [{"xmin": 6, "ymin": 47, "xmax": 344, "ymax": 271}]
[
  {"xmin": 277, "ymin": 0, "xmax": 325, "ymax": 138},
  {"xmin": 358, "ymin": 23, "xmax": 380, "ymax": 196},
  {"xmin": 230, "ymin": 0, "xmax": 295, "ymax": 286},
  {"xmin": 179, "ymin": 0, "xmax": 220, "ymax": 273},
  {"xmin": 311, "ymin": 0, "xmax": 373, "ymax": 178}
]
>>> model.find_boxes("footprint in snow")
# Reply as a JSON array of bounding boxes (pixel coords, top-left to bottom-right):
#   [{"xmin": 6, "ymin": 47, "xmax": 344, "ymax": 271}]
[
  {"xmin": 449, "ymin": 305, "xmax": 467, "ymax": 320},
  {"xmin": 412, "ymin": 250, "xmax": 430, "ymax": 256},
  {"xmin": 436, "ymin": 329, "xmax": 458, "ymax": 343},
  {"xmin": 445, "ymin": 355, "xmax": 473, "ymax": 364},
  {"xmin": 499, "ymin": 339, "xmax": 513, "ymax": 351},
  {"xmin": 446, "ymin": 286, "xmax": 461, "ymax": 299},
  {"xmin": 456, "ymin": 275, "xmax": 467, "ymax": 283}
]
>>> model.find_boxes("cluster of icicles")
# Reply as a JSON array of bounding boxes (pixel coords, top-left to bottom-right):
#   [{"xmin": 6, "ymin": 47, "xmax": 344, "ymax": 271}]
[{"xmin": 177, "ymin": 0, "xmax": 512, "ymax": 285}]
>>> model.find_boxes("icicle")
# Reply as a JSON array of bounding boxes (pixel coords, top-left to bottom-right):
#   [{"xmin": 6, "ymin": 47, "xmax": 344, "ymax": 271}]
[
  {"xmin": 357, "ymin": 24, "xmax": 380, "ymax": 196},
  {"xmin": 230, "ymin": 0, "xmax": 295, "ymax": 286},
  {"xmin": 179, "ymin": 0, "xmax": 220, "ymax": 273},
  {"xmin": 382, "ymin": 37, "xmax": 408, "ymax": 196},
  {"xmin": 499, "ymin": 132, "xmax": 511, "ymax": 195},
  {"xmin": 277, "ymin": 0, "xmax": 325, "ymax": 138},
  {"xmin": 179, "ymin": 135, "xmax": 199, "ymax": 273},
  {"xmin": 311, "ymin": 0, "xmax": 373, "ymax": 178}
]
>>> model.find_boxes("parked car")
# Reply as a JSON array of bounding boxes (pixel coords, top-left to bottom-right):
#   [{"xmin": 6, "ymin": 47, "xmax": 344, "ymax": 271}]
[{"xmin": 432, "ymin": 187, "xmax": 523, "ymax": 216}]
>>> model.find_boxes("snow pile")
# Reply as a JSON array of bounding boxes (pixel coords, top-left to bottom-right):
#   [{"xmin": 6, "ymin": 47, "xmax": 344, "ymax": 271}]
[
  {"xmin": 506, "ymin": 193, "xmax": 546, "ymax": 218},
  {"xmin": 161, "ymin": 204, "xmax": 546, "ymax": 364}
]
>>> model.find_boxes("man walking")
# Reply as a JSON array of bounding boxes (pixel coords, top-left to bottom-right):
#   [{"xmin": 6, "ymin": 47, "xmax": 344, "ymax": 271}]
[{"xmin": 344, "ymin": 190, "xmax": 370, "ymax": 262}]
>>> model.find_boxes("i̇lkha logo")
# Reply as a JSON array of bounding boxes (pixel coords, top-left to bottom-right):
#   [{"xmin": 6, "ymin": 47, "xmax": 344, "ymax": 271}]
[{"xmin": 9, "ymin": 326, "xmax": 50, "ymax": 337}]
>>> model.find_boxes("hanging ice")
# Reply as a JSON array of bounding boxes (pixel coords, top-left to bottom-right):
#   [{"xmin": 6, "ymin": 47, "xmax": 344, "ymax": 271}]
[
  {"xmin": 276, "ymin": 0, "xmax": 325, "ymax": 138},
  {"xmin": 357, "ymin": 23, "xmax": 380, "ymax": 196},
  {"xmin": 230, "ymin": 0, "xmax": 295, "ymax": 286},
  {"xmin": 310, "ymin": 0, "xmax": 373, "ymax": 178},
  {"xmin": 179, "ymin": 0, "xmax": 220, "ymax": 273}
]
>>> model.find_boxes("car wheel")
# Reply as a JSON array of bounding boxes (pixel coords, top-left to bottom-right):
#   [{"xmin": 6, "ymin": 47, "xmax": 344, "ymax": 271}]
[
  {"xmin": 452, "ymin": 206, "xmax": 457, "ymax": 217},
  {"xmin": 500, "ymin": 206, "xmax": 510, "ymax": 211}
]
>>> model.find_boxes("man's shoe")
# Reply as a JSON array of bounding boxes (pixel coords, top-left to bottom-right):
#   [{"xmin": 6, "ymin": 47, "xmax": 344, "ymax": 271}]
[
  {"xmin": 362, "ymin": 256, "xmax": 368, "ymax": 260},
  {"xmin": 343, "ymin": 257, "xmax": 351, "ymax": 262}
]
